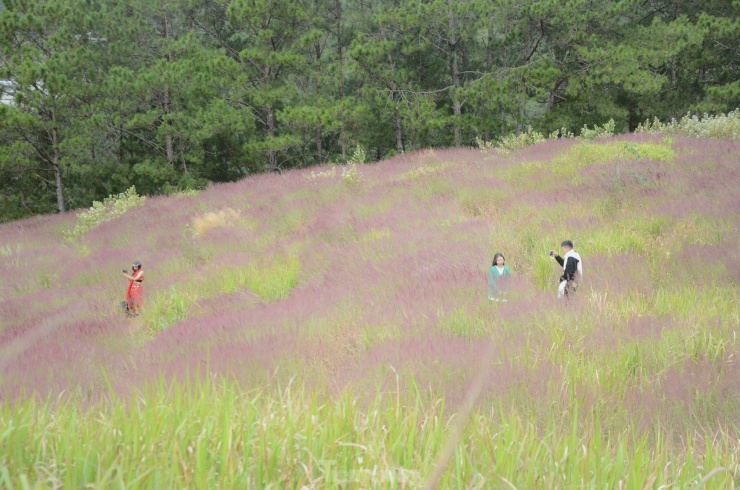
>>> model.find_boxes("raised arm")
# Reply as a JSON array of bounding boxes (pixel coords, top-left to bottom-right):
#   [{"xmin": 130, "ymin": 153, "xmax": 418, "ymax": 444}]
[
  {"xmin": 123, "ymin": 270, "xmax": 144, "ymax": 281},
  {"xmin": 554, "ymin": 255, "xmax": 565, "ymax": 267}
]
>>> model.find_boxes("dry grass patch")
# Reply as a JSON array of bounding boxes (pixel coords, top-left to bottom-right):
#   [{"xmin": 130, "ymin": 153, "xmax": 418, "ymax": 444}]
[{"xmin": 191, "ymin": 207, "xmax": 241, "ymax": 236}]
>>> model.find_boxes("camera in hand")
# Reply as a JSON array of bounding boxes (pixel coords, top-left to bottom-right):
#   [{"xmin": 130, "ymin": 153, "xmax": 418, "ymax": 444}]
[
  {"xmin": 122, "ymin": 269, "xmax": 128, "ymax": 273},
  {"xmin": 549, "ymin": 251, "xmax": 554, "ymax": 256}
]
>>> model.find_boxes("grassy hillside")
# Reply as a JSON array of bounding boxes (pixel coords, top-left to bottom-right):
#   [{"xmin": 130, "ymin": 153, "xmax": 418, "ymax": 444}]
[{"xmin": 0, "ymin": 134, "xmax": 738, "ymax": 488}]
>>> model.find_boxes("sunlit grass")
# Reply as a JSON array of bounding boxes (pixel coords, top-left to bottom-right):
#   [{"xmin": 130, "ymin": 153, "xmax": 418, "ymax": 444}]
[
  {"xmin": 1, "ymin": 378, "xmax": 737, "ymax": 489},
  {"xmin": 143, "ymin": 255, "xmax": 301, "ymax": 332},
  {"xmin": 221, "ymin": 255, "xmax": 301, "ymax": 301}
]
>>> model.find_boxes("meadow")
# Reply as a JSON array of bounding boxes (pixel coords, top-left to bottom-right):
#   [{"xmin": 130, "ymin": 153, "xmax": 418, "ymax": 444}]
[{"xmin": 0, "ymin": 131, "xmax": 738, "ymax": 488}]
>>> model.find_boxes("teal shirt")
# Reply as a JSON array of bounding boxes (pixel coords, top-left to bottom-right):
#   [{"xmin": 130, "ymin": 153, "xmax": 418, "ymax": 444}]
[{"xmin": 489, "ymin": 266, "xmax": 512, "ymax": 292}]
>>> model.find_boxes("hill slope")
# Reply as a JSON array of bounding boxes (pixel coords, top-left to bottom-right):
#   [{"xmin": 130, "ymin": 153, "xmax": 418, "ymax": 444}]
[{"xmin": 0, "ymin": 134, "xmax": 738, "ymax": 487}]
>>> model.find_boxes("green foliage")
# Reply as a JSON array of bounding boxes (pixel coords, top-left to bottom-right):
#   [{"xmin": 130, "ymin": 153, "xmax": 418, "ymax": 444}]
[
  {"xmin": 222, "ymin": 255, "xmax": 301, "ymax": 302},
  {"xmin": 1, "ymin": 0, "xmax": 739, "ymax": 223},
  {"xmin": 64, "ymin": 187, "xmax": 145, "ymax": 241}
]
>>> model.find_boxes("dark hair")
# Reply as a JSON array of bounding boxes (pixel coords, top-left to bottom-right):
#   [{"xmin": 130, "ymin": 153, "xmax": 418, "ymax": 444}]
[
  {"xmin": 492, "ymin": 253, "xmax": 505, "ymax": 266},
  {"xmin": 560, "ymin": 240, "xmax": 573, "ymax": 249},
  {"xmin": 133, "ymin": 261, "xmax": 142, "ymax": 270}
]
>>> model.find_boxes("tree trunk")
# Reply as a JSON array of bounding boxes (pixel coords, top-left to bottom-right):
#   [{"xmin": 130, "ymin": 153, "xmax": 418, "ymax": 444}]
[
  {"xmin": 449, "ymin": 11, "xmax": 461, "ymax": 147},
  {"xmin": 487, "ymin": 24, "xmax": 494, "ymax": 68},
  {"xmin": 336, "ymin": 0, "xmax": 346, "ymax": 161},
  {"xmin": 162, "ymin": 14, "xmax": 175, "ymax": 167},
  {"xmin": 395, "ymin": 113, "xmax": 404, "ymax": 153},
  {"xmin": 54, "ymin": 162, "xmax": 65, "ymax": 213},
  {"xmin": 50, "ymin": 109, "xmax": 65, "ymax": 213},
  {"xmin": 164, "ymin": 89, "xmax": 174, "ymax": 166},
  {"xmin": 118, "ymin": 129, "xmax": 125, "ymax": 165},
  {"xmin": 266, "ymin": 105, "xmax": 277, "ymax": 170},
  {"xmin": 317, "ymin": 127, "xmax": 323, "ymax": 164},
  {"xmin": 517, "ymin": 79, "xmax": 526, "ymax": 135}
]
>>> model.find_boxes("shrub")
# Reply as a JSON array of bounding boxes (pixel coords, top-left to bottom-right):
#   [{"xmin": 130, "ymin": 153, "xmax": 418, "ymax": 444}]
[
  {"xmin": 579, "ymin": 119, "xmax": 616, "ymax": 140},
  {"xmin": 636, "ymin": 110, "xmax": 740, "ymax": 140},
  {"xmin": 342, "ymin": 164, "xmax": 363, "ymax": 186},
  {"xmin": 191, "ymin": 208, "xmax": 241, "ymax": 236},
  {"xmin": 305, "ymin": 166, "xmax": 337, "ymax": 181},
  {"xmin": 477, "ymin": 126, "xmax": 574, "ymax": 153},
  {"xmin": 398, "ymin": 163, "xmax": 450, "ymax": 181},
  {"xmin": 497, "ymin": 126, "xmax": 546, "ymax": 151},
  {"xmin": 64, "ymin": 186, "xmax": 145, "ymax": 241},
  {"xmin": 475, "ymin": 136, "xmax": 496, "ymax": 151},
  {"xmin": 169, "ymin": 188, "xmax": 201, "ymax": 198},
  {"xmin": 548, "ymin": 127, "xmax": 575, "ymax": 140},
  {"xmin": 347, "ymin": 144, "xmax": 367, "ymax": 164}
]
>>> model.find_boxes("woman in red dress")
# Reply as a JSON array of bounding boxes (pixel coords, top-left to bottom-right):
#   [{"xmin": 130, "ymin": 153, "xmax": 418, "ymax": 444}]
[{"xmin": 123, "ymin": 261, "xmax": 144, "ymax": 316}]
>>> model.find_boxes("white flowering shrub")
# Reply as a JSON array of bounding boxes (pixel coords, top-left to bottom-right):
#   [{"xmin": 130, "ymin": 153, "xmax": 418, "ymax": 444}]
[
  {"xmin": 305, "ymin": 166, "xmax": 337, "ymax": 181},
  {"xmin": 170, "ymin": 188, "xmax": 201, "ymax": 197},
  {"xmin": 477, "ymin": 125, "xmax": 576, "ymax": 154},
  {"xmin": 342, "ymin": 164, "xmax": 363, "ymax": 186},
  {"xmin": 475, "ymin": 136, "xmax": 496, "ymax": 151},
  {"xmin": 579, "ymin": 119, "xmax": 616, "ymax": 140},
  {"xmin": 64, "ymin": 186, "xmax": 145, "ymax": 240},
  {"xmin": 347, "ymin": 144, "xmax": 367, "ymax": 164},
  {"xmin": 548, "ymin": 127, "xmax": 575, "ymax": 140},
  {"xmin": 398, "ymin": 163, "xmax": 450, "ymax": 181},
  {"xmin": 636, "ymin": 110, "xmax": 739, "ymax": 140},
  {"xmin": 498, "ymin": 126, "xmax": 547, "ymax": 151}
]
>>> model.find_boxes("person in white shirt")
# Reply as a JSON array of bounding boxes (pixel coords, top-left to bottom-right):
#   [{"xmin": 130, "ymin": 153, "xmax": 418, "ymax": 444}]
[{"xmin": 550, "ymin": 240, "xmax": 583, "ymax": 299}]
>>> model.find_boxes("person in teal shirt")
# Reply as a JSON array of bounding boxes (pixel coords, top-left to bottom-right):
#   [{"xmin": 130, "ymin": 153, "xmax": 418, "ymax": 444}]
[{"xmin": 489, "ymin": 253, "xmax": 512, "ymax": 302}]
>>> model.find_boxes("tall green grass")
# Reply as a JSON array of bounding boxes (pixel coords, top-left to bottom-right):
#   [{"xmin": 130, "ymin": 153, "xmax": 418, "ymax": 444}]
[
  {"xmin": 144, "ymin": 255, "xmax": 301, "ymax": 332},
  {"xmin": 500, "ymin": 141, "xmax": 675, "ymax": 188},
  {"xmin": 0, "ymin": 378, "xmax": 736, "ymax": 489}
]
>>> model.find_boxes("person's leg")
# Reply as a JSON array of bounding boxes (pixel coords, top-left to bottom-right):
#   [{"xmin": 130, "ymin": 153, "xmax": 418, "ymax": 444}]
[
  {"xmin": 558, "ymin": 280, "xmax": 568, "ymax": 299},
  {"xmin": 131, "ymin": 297, "xmax": 143, "ymax": 316}
]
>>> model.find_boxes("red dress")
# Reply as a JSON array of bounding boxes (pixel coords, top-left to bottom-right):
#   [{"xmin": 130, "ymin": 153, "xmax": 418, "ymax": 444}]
[{"xmin": 126, "ymin": 270, "xmax": 144, "ymax": 310}]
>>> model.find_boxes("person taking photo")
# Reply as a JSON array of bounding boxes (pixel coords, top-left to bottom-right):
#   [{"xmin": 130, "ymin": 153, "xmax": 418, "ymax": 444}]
[
  {"xmin": 550, "ymin": 241, "xmax": 582, "ymax": 299},
  {"xmin": 122, "ymin": 261, "xmax": 144, "ymax": 316}
]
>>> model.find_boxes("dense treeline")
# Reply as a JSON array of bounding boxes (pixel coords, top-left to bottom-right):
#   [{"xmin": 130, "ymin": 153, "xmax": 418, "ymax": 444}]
[{"xmin": 0, "ymin": 0, "xmax": 737, "ymax": 221}]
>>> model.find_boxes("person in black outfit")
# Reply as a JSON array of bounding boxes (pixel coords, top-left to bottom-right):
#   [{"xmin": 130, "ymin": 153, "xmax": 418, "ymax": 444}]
[{"xmin": 549, "ymin": 240, "xmax": 583, "ymax": 299}]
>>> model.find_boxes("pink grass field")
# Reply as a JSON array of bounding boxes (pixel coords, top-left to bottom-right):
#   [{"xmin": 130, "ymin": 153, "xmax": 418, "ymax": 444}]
[{"xmin": 1, "ymin": 135, "xmax": 738, "ymax": 441}]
